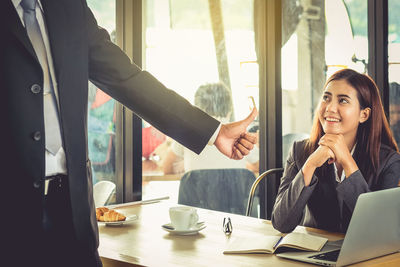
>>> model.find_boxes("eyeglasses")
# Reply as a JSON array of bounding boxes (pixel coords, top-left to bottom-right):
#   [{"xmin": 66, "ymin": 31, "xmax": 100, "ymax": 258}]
[{"xmin": 223, "ymin": 217, "xmax": 232, "ymax": 235}]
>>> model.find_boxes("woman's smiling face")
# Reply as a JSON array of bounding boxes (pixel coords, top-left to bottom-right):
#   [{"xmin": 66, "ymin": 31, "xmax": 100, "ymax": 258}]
[{"xmin": 318, "ymin": 79, "xmax": 369, "ymax": 140}]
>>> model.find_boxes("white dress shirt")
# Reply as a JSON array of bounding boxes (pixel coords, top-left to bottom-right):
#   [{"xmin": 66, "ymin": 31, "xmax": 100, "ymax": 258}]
[
  {"xmin": 334, "ymin": 143, "xmax": 356, "ymax": 183},
  {"xmin": 12, "ymin": 0, "xmax": 67, "ymax": 176}
]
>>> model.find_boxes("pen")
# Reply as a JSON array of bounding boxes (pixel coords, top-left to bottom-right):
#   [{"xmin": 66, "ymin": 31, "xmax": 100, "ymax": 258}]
[
  {"xmin": 273, "ymin": 236, "xmax": 284, "ymax": 249},
  {"xmin": 106, "ymin": 196, "xmax": 170, "ymax": 209}
]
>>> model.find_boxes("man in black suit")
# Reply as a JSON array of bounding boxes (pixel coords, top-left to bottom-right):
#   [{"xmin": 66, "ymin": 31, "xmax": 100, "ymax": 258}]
[{"xmin": 1, "ymin": 0, "xmax": 257, "ymax": 266}]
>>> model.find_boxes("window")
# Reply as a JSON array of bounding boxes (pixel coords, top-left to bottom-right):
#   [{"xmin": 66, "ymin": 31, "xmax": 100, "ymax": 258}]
[
  {"xmin": 141, "ymin": 0, "xmax": 259, "ymax": 211},
  {"xmin": 281, "ymin": 0, "xmax": 368, "ymax": 154},
  {"xmin": 388, "ymin": 0, "xmax": 400, "ymax": 147}
]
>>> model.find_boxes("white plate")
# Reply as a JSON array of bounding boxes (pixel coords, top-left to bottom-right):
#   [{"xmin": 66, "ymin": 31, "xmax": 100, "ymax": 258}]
[
  {"xmin": 98, "ymin": 214, "xmax": 138, "ymax": 226},
  {"xmin": 161, "ymin": 222, "xmax": 206, "ymax": 235}
]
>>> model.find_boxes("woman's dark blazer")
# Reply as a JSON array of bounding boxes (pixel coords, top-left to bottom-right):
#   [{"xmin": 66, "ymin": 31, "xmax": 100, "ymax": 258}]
[
  {"xmin": 1, "ymin": 0, "xmax": 219, "ymax": 260},
  {"xmin": 272, "ymin": 139, "xmax": 400, "ymax": 233}
]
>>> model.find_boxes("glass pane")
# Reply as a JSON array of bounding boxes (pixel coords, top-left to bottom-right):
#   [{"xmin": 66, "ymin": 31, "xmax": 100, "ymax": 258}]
[
  {"xmin": 281, "ymin": 0, "xmax": 368, "ymax": 160},
  {"xmin": 388, "ymin": 0, "xmax": 400, "ymax": 147},
  {"xmin": 142, "ymin": 0, "xmax": 259, "ymax": 215},
  {"xmin": 87, "ymin": 0, "xmax": 117, "ymax": 206}
]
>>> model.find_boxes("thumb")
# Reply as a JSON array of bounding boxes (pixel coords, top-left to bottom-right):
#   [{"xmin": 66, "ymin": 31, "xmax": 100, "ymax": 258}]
[{"xmin": 242, "ymin": 107, "xmax": 258, "ymax": 127}]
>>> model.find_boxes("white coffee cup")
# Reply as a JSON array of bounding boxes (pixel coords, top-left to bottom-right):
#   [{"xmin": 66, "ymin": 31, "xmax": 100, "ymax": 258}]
[{"xmin": 169, "ymin": 206, "xmax": 199, "ymax": 230}]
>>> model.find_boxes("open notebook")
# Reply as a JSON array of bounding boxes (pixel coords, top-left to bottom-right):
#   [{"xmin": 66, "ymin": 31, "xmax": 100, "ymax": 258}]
[{"xmin": 223, "ymin": 232, "xmax": 328, "ymax": 254}]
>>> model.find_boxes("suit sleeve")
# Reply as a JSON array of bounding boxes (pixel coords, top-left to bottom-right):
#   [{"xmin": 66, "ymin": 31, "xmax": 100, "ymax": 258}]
[
  {"xmin": 83, "ymin": 3, "xmax": 219, "ymax": 154},
  {"xmin": 271, "ymin": 142, "xmax": 318, "ymax": 233}
]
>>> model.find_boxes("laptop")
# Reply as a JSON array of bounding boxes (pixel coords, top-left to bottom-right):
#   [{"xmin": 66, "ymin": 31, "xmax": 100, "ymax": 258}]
[{"xmin": 276, "ymin": 187, "xmax": 400, "ymax": 266}]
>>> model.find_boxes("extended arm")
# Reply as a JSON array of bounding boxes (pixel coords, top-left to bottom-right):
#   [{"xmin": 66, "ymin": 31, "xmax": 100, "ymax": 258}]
[
  {"xmin": 84, "ymin": 3, "xmax": 257, "ymax": 158},
  {"xmin": 84, "ymin": 4, "xmax": 219, "ymax": 154}
]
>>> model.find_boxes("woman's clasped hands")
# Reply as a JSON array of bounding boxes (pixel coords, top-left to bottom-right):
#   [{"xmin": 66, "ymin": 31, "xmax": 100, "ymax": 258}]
[
  {"xmin": 318, "ymin": 134, "xmax": 350, "ymax": 165},
  {"xmin": 303, "ymin": 133, "xmax": 359, "ymax": 186}
]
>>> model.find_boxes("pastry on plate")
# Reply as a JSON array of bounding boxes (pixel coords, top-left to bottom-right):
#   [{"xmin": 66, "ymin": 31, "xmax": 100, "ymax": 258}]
[{"xmin": 96, "ymin": 207, "xmax": 126, "ymax": 222}]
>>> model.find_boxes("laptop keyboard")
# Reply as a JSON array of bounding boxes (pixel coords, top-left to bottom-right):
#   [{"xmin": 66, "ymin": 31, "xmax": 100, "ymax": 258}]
[{"xmin": 308, "ymin": 249, "xmax": 340, "ymax": 262}]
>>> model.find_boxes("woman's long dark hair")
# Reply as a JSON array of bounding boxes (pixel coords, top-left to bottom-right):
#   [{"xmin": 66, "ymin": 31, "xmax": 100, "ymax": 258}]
[{"xmin": 306, "ymin": 69, "xmax": 398, "ymax": 185}]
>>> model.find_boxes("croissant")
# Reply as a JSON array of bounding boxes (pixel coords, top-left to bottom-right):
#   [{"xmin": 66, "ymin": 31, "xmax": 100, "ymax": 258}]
[
  {"xmin": 96, "ymin": 207, "xmax": 109, "ymax": 221},
  {"xmin": 96, "ymin": 207, "xmax": 126, "ymax": 222},
  {"xmin": 103, "ymin": 210, "xmax": 126, "ymax": 222}
]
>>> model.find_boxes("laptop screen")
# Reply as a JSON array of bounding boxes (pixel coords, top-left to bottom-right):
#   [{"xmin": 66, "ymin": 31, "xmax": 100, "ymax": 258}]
[{"xmin": 336, "ymin": 187, "xmax": 400, "ymax": 266}]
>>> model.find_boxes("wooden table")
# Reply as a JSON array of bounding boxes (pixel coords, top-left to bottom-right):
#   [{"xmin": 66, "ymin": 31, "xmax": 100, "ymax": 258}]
[{"xmin": 98, "ymin": 201, "xmax": 400, "ymax": 267}]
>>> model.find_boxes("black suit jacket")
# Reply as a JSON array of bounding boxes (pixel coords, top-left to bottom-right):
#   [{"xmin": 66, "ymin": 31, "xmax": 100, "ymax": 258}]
[
  {"xmin": 1, "ymin": 0, "xmax": 219, "ymax": 257},
  {"xmin": 271, "ymin": 139, "xmax": 400, "ymax": 233}
]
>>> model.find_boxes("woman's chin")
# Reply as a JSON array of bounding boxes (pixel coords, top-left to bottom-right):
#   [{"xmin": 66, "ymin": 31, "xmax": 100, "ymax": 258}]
[{"xmin": 322, "ymin": 128, "xmax": 341, "ymax": 135}]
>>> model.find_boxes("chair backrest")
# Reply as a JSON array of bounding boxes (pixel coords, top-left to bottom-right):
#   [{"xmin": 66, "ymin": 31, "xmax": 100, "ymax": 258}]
[
  {"xmin": 243, "ymin": 133, "xmax": 307, "ymax": 218},
  {"xmin": 93, "ymin": 180, "xmax": 116, "ymax": 207},
  {"xmin": 246, "ymin": 168, "xmax": 284, "ymax": 216},
  {"xmin": 282, "ymin": 133, "xmax": 309, "ymax": 162},
  {"xmin": 178, "ymin": 168, "xmax": 256, "ymax": 216},
  {"xmin": 242, "ymin": 134, "xmax": 309, "ymax": 218}
]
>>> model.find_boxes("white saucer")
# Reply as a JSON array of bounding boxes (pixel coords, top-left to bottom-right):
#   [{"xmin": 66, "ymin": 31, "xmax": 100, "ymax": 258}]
[
  {"xmin": 98, "ymin": 214, "xmax": 138, "ymax": 226},
  {"xmin": 161, "ymin": 222, "xmax": 206, "ymax": 235}
]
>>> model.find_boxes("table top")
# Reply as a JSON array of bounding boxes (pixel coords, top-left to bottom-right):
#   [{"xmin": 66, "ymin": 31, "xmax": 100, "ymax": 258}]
[{"xmin": 98, "ymin": 201, "xmax": 400, "ymax": 267}]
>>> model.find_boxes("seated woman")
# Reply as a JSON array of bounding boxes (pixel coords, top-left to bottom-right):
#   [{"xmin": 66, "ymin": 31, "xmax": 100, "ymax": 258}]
[
  {"xmin": 272, "ymin": 69, "xmax": 400, "ymax": 233},
  {"xmin": 162, "ymin": 82, "xmax": 258, "ymax": 174}
]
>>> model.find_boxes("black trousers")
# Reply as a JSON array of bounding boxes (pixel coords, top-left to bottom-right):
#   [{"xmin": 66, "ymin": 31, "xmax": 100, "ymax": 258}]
[{"xmin": 40, "ymin": 177, "xmax": 102, "ymax": 267}]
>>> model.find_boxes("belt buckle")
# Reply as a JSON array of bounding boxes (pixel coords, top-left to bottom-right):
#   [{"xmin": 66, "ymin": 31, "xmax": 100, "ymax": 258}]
[
  {"xmin": 44, "ymin": 176, "xmax": 62, "ymax": 196},
  {"xmin": 44, "ymin": 179, "xmax": 53, "ymax": 196},
  {"xmin": 44, "ymin": 179, "xmax": 50, "ymax": 196}
]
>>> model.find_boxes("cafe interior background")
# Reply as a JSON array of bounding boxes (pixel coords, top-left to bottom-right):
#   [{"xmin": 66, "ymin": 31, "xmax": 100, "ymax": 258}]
[{"xmin": 87, "ymin": 0, "xmax": 400, "ymax": 219}]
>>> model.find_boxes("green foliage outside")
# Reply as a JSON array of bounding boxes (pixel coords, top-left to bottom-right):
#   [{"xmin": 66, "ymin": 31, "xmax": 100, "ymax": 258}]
[{"xmin": 345, "ymin": 0, "xmax": 400, "ymax": 43}]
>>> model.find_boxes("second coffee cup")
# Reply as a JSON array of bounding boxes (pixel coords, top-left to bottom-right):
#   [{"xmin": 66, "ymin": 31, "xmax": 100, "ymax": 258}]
[{"xmin": 169, "ymin": 206, "xmax": 199, "ymax": 230}]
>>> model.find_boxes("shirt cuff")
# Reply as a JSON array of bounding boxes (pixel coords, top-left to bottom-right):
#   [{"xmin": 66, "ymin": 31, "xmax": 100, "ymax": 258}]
[{"xmin": 207, "ymin": 123, "xmax": 221, "ymax": 145}]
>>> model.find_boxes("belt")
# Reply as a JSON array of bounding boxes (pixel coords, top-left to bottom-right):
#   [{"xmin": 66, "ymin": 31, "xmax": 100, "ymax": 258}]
[{"xmin": 44, "ymin": 174, "xmax": 67, "ymax": 195}]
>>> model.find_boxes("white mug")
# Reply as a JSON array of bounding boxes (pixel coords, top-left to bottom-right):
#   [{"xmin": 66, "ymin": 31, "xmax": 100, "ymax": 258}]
[{"xmin": 169, "ymin": 206, "xmax": 199, "ymax": 230}]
